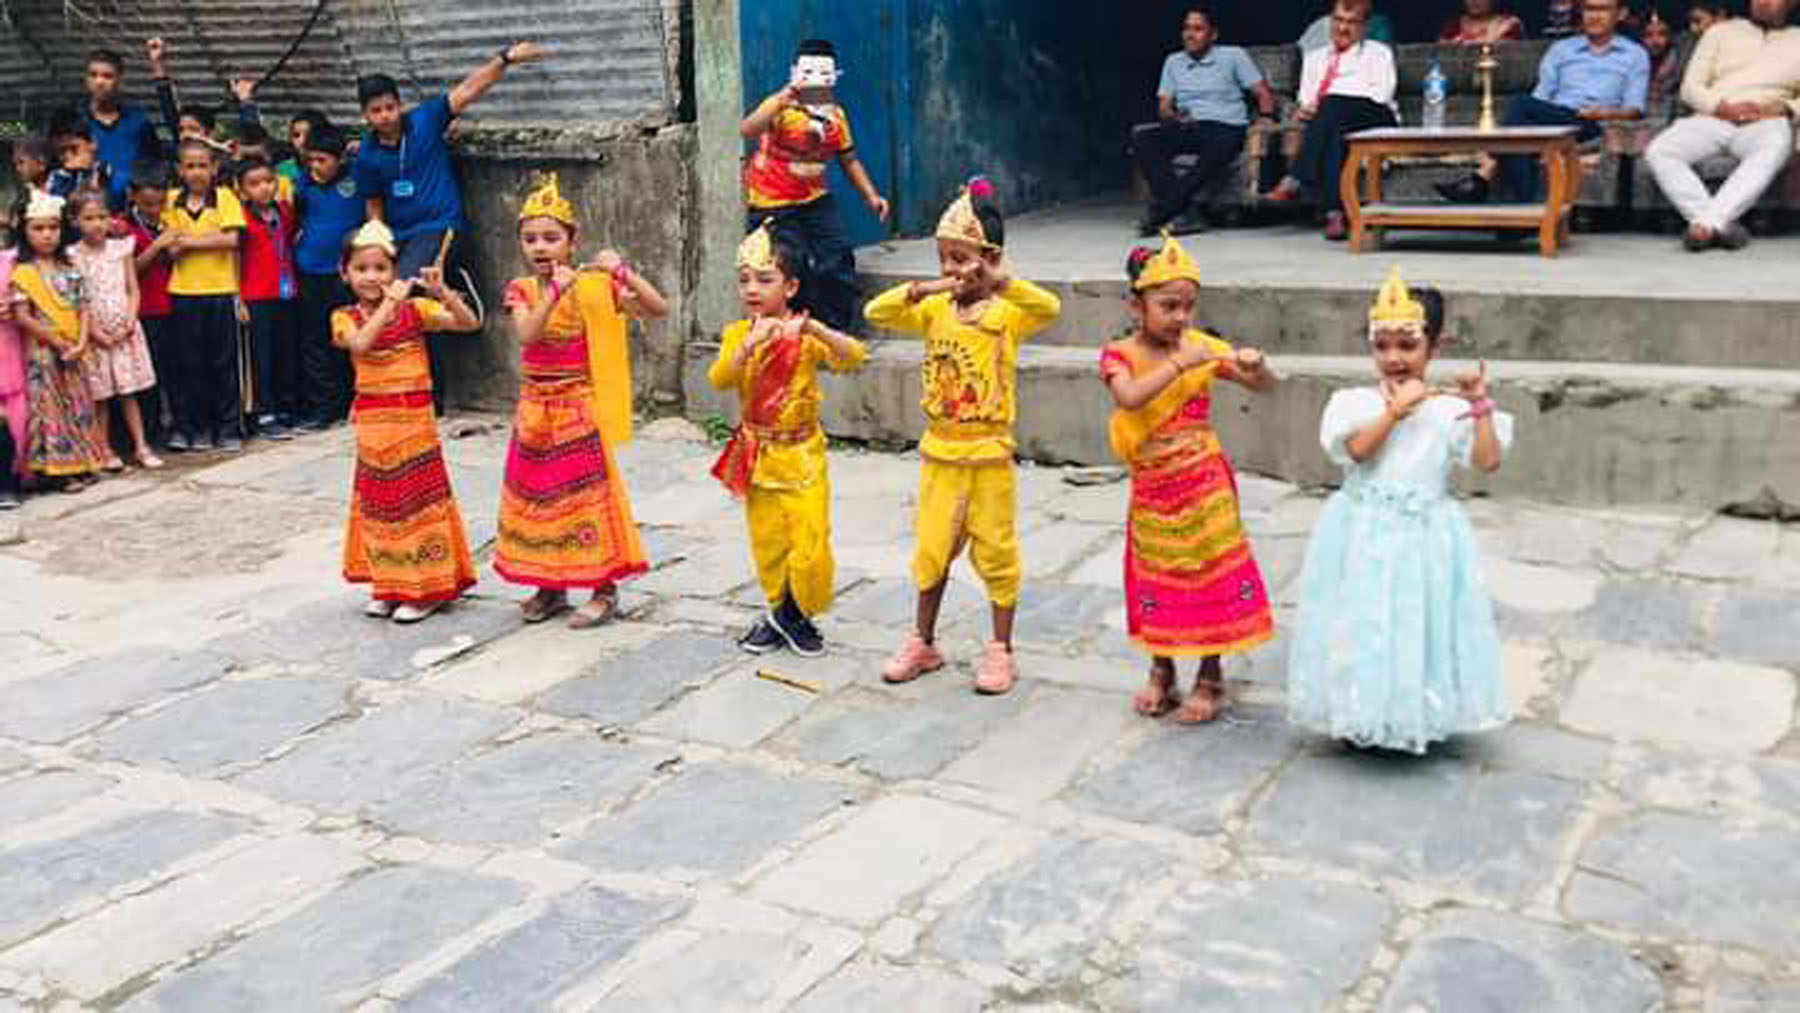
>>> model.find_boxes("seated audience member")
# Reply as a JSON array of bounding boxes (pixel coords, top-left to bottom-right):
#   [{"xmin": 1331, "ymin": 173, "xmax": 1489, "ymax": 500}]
[
  {"xmin": 1134, "ymin": 5, "xmax": 1278, "ymax": 237},
  {"xmin": 1441, "ymin": 0, "xmax": 1528, "ymax": 44},
  {"xmin": 1645, "ymin": 0, "xmax": 1800, "ymax": 252},
  {"xmin": 1642, "ymin": 8, "xmax": 1687, "ymax": 118},
  {"xmin": 1264, "ymin": 1, "xmax": 1398, "ymax": 241},
  {"xmin": 1437, "ymin": 0, "xmax": 1648, "ymax": 202},
  {"xmin": 1298, "ymin": 0, "xmax": 1395, "ymax": 49},
  {"xmin": 1687, "ymin": 1, "xmax": 1729, "ymax": 36}
]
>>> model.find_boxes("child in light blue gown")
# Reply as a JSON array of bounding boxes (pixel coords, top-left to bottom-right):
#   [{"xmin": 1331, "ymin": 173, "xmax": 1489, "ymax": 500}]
[{"xmin": 1287, "ymin": 270, "xmax": 1513, "ymax": 754}]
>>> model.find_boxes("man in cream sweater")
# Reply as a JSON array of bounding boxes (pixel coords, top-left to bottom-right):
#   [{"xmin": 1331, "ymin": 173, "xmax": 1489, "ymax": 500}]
[{"xmin": 1645, "ymin": 0, "xmax": 1800, "ymax": 251}]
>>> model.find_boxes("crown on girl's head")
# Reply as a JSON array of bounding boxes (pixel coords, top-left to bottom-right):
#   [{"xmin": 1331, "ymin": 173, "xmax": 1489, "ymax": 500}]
[
  {"xmin": 1369, "ymin": 267, "xmax": 1425, "ymax": 326},
  {"xmin": 521, "ymin": 172, "xmax": 576, "ymax": 226},
  {"xmin": 1132, "ymin": 230, "xmax": 1202, "ymax": 291},
  {"xmin": 935, "ymin": 175, "xmax": 999, "ymax": 251},
  {"xmin": 348, "ymin": 219, "xmax": 397, "ymax": 256},
  {"xmin": 23, "ymin": 189, "xmax": 65, "ymax": 222},
  {"xmin": 737, "ymin": 218, "xmax": 778, "ymax": 271}
]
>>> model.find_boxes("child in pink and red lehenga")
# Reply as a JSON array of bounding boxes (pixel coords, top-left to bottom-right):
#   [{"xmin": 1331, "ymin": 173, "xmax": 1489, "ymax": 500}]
[{"xmin": 0, "ymin": 242, "xmax": 28, "ymax": 507}]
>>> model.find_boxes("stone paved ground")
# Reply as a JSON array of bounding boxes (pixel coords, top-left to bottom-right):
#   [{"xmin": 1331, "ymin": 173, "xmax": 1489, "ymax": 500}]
[{"xmin": 1, "ymin": 419, "xmax": 1797, "ymax": 1012}]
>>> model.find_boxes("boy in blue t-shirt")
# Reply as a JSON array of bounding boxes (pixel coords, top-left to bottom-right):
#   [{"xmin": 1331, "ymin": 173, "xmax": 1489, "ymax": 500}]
[{"xmin": 293, "ymin": 125, "xmax": 363, "ymax": 430}]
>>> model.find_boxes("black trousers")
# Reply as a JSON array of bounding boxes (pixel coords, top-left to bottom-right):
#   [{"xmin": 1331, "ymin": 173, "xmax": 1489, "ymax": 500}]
[
  {"xmin": 247, "ymin": 298, "xmax": 302, "ymax": 419},
  {"xmin": 749, "ymin": 194, "xmax": 858, "ymax": 332},
  {"xmin": 0, "ymin": 415, "xmax": 17, "ymax": 497},
  {"xmin": 298, "ymin": 272, "xmax": 354, "ymax": 424},
  {"xmin": 138, "ymin": 314, "xmax": 174, "ymax": 445},
  {"xmin": 1134, "ymin": 121, "xmax": 1248, "ymax": 219},
  {"xmin": 168, "ymin": 294, "xmax": 242, "ymax": 440},
  {"xmin": 1293, "ymin": 96, "xmax": 1398, "ymax": 211}
]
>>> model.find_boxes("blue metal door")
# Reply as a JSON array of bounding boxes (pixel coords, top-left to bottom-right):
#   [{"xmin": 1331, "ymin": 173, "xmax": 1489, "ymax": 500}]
[{"xmin": 740, "ymin": 2, "xmax": 907, "ymax": 247}]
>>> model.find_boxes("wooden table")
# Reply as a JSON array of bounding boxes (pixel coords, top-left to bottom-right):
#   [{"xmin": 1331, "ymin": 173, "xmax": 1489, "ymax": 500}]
[{"xmin": 1340, "ymin": 125, "xmax": 1584, "ymax": 257}]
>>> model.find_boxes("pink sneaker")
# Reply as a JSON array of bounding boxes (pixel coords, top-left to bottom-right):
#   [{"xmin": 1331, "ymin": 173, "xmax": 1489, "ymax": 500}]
[
  {"xmin": 973, "ymin": 642, "xmax": 1018, "ymax": 696},
  {"xmin": 882, "ymin": 633, "xmax": 946, "ymax": 684}
]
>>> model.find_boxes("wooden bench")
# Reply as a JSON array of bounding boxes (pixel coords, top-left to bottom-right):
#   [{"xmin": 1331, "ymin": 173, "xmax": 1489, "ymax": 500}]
[{"xmin": 1341, "ymin": 125, "xmax": 1584, "ymax": 256}]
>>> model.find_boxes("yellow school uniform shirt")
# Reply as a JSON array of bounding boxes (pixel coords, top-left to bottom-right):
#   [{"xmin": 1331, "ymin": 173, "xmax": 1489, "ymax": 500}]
[
  {"xmin": 162, "ymin": 187, "xmax": 247, "ymax": 297},
  {"xmin": 707, "ymin": 318, "xmax": 867, "ymax": 491},
  {"xmin": 863, "ymin": 279, "xmax": 1062, "ymax": 463}
]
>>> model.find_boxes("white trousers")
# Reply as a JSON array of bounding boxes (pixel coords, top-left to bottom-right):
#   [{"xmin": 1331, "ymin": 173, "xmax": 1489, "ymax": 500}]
[{"xmin": 1645, "ymin": 115, "xmax": 1794, "ymax": 231}]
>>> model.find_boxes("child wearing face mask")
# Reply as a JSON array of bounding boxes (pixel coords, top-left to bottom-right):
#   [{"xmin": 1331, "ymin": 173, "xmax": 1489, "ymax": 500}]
[
  {"xmin": 1287, "ymin": 270, "xmax": 1512, "ymax": 754},
  {"xmin": 740, "ymin": 38, "xmax": 890, "ymax": 332},
  {"xmin": 1101, "ymin": 233, "xmax": 1277, "ymax": 725}
]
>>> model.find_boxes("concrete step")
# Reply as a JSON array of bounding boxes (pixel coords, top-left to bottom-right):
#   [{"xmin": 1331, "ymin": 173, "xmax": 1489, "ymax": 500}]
[
  {"xmin": 858, "ymin": 269, "xmax": 1800, "ymax": 372},
  {"xmin": 684, "ymin": 341, "xmax": 1800, "ymax": 514}
]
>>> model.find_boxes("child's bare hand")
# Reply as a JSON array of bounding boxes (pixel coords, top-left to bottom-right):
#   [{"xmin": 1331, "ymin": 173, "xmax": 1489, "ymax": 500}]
[
  {"xmin": 1383, "ymin": 377, "xmax": 1430, "ymax": 419},
  {"xmin": 1453, "ymin": 361, "xmax": 1490, "ymax": 402},
  {"xmin": 231, "ymin": 78, "xmax": 256, "ymax": 103},
  {"xmin": 416, "ymin": 266, "xmax": 448, "ymax": 297},
  {"xmin": 62, "ymin": 343, "xmax": 87, "ymax": 363},
  {"xmin": 384, "ymin": 279, "xmax": 415, "ymax": 304},
  {"xmin": 146, "ymin": 37, "xmax": 167, "ymax": 67},
  {"xmin": 504, "ymin": 42, "xmax": 546, "ymax": 65},
  {"xmin": 747, "ymin": 315, "xmax": 782, "ymax": 347},
  {"xmin": 550, "ymin": 264, "xmax": 578, "ymax": 292},
  {"xmin": 1172, "ymin": 343, "xmax": 1218, "ymax": 371},
  {"xmin": 588, "ymin": 249, "xmax": 624, "ymax": 274},
  {"xmin": 781, "ymin": 311, "xmax": 811, "ymax": 341},
  {"xmin": 1235, "ymin": 347, "xmax": 1267, "ymax": 373}
]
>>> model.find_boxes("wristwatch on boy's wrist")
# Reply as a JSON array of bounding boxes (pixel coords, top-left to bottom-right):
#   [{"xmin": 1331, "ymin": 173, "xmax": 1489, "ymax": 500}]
[{"xmin": 498, "ymin": 46, "xmax": 515, "ymax": 66}]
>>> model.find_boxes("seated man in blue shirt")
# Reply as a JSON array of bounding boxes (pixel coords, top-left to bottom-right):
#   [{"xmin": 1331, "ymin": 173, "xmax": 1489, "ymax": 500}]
[
  {"xmin": 1438, "ymin": 0, "xmax": 1648, "ymax": 203},
  {"xmin": 1133, "ymin": 5, "xmax": 1277, "ymax": 236}
]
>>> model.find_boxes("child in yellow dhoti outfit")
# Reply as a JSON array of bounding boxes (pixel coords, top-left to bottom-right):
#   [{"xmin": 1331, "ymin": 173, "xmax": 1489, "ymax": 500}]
[
  {"xmin": 710, "ymin": 222, "xmax": 867, "ymax": 657},
  {"xmin": 865, "ymin": 177, "xmax": 1061, "ymax": 695}
]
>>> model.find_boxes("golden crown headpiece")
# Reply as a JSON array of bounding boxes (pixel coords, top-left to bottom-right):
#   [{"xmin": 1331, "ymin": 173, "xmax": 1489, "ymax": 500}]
[
  {"xmin": 1369, "ymin": 267, "xmax": 1425, "ymax": 327},
  {"xmin": 23, "ymin": 189, "xmax": 65, "ymax": 223},
  {"xmin": 737, "ymin": 218, "xmax": 778, "ymax": 271},
  {"xmin": 521, "ymin": 172, "xmax": 576, "ymax": 226},
  {"xmin": 934, "ymin": 176, "xmax": 1000, "ymax": 251},
  {"xmin": 348, "ymin": 219, "xmax": 398, "ymax": 257},
  {"xmin": 1132, "ymin": 230, "xmax": 1203, "ymax": 291}
]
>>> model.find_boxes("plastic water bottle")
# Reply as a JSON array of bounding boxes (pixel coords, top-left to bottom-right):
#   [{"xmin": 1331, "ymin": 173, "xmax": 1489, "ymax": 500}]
[{"xmin": 1423, "ymin": 60, "xmax": 1449, "ymax": 130}]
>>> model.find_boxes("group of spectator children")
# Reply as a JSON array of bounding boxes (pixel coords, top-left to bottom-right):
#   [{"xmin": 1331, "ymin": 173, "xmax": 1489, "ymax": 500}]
[{"xmin": 1, "ymin": 49, "xmax": 371, "ymax": 507}]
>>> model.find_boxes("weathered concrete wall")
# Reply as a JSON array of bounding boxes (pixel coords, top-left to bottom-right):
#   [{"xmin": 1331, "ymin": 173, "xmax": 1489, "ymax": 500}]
[
  {"xmin": 442, "ymin": 127, "xmax": 696, "ymax": 411},
  {"xmin": 684, "ymin": 342, "xmax": 1800, "ymax": 513}
]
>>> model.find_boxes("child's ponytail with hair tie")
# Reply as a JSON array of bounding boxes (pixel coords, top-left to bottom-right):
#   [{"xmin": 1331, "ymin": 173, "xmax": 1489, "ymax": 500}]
[{"xmin": 966, "ymin": 174, "xmax": 996, "ymax": 201}]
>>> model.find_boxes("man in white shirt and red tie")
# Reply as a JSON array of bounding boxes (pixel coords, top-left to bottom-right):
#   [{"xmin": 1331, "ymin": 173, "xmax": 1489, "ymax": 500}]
[{"xmin": 1261, "ymin": 0, "xmax": 1399, "ymax": 240}]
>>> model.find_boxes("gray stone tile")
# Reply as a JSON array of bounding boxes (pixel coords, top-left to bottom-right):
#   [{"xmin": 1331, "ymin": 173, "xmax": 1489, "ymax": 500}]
[
  {"xmin": 371, "ymin": 733, "xmax": 673, "ymax": 848},
  {"xmin": 244, "ymin": 451, "xmax": 353, "ymax": 501},
  {"xmin": 1100, "ymin": 876, "xmax": 1390, "ymax": 1012},
  {"xmin": 212, "ymin": 596, "xmax": 521, "ymax": 682},
  {"xmin": 1248, "ymin": 749, "xmax": 1584, "ymax": 903},
  {"xmin": 395, "ymin": 887, "xmax": 687, "ymax": 1012},
  {"xmin": 1706, "ymin": 977, "xmax": 1800, "ymax": 1013},
  {"xmin": 1713, "ymin": 588, "xmax": 1800, "ymax": 668},
  {"xmin": 587, "ymin": 929, "xmax": 837, "ymax": 1013},
  {"xmin": 0, "ymin": 648, "xmax": 232, "ymax": 744},
  {"xmin": 0, "ymin": 746, "xmax": 28, "ymax": 775},
  {"xmin": 832, "ymin": 577, "xmax": 984, "ymax": 629},
  {"xmin": 236, "ymin": 696, "xmax": 514, "ymax": 812},
  {"xmin": 124, "ymin": 865, "xmax": 525, "ymax": 1013},
  {"xmin": 789, "ymin": 964, "xmax": 989, "ymax": 1013},
  {"xmin": 1444, "ymin": 722, "xmax": 1613, "ymax": 782},
  {"xmin": 0, "ymin": 810, "xmax": 248, "ymax": 946},
  {"xmin": 559, "ymin": 762, "xmax": 848, "ymax": 878},
  {"xmin": 0, "ymin": 770, "xmax": 112, "ymax": 829},
  {"xmin": 927, "ymin": 836, "xmax": 1161, "ymax": 984},
  {"xmin": 1382, "ymin": 909, "xmax": 1662, "ymax": 1013},
  {"xmin": 94, "ymin": 677, "xmax": 348, "ymax": 775},
  {"xmin": 771, "ymin": 683, "xmax": 1029, "ymax": 782},
  {"xmin": 538, "ymin": 631, "xmax": 740, "ymax": 726},
  {"xmin": 1565, "ymin": 812, "xmax": 1800, "ymax": 954},
  {"xmin": 1617, "ymin": 753, "xmax": 1800, "ymax": 827},
  {"xmin": 1012, "ymin": 583, "xmax": 1121, "ymax": 649},
  {"xmin": 1566, "ymin": 580, "xmax": 1707, "ymax": 653},
  {"xmin": 1070, "ymin": 706, "xmax": 1302, "ymax": 836}
]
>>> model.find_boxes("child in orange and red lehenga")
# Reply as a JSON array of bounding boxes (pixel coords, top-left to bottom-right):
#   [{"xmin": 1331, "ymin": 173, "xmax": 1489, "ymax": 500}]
[
  {"xmin": 332, "ymin": 220, "xmax": 480, "ymax": 624},
  {"xmin": 1101, "ymin": 233, "xmax": 1278, "ymax": 724},
  {"xmin": 496, "ymin": 175, "xmax": 666, "ymax": 628}
]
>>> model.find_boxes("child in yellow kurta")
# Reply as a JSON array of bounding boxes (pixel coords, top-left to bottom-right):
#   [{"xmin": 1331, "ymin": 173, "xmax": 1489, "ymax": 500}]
[
  {"xmin": 709, "ymin": 221, "xmax": 867, "ymax": 657},
  {"xmin": 864, "ymin": 178, "xmax": 1061, "ymax": 695}
]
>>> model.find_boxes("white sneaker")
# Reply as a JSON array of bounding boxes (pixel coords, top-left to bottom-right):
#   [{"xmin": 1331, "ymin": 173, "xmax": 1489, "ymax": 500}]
[
  {"xmin": 363, "ymin": 599, "xmax": 398, "ymax": 619},
  {"xmin": 392, "ymin": 601, "xmax": 444, "ymax": 624}
]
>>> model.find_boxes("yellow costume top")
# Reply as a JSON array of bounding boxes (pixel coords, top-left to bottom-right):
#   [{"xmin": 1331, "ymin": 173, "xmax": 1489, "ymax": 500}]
[
  {"xmin": 1104, "ymin": 329, "xmax": 1233, "ymax": 465},
  {"xmin": 708, "ymin": 318, "xmax": 867, "ymax": 491},
  {"xmin": 864, "ymin": 279, "xmax": 1061, "ymax": 463}
]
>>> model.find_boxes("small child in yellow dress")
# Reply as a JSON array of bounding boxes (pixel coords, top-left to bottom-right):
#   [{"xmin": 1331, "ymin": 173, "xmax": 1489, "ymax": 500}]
[
  {"xmin": 709, "ymin": 220, "xmax": 866, "ymax": 657},
  {"xmin": 865, "ymin": 176, "xmax": 1062, "ymax": 695}
]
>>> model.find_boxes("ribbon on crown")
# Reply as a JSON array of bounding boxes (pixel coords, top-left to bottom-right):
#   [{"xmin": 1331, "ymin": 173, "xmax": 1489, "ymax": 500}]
[
  {"xmin": 1368, "ymin": 267, "xmax": 1425, "ymax": 329},
  {"xmin": 23, "ymin": 189, "xmax": 65, "ymax": 222},
  {"xmin": 521, "ymin": 172, "xmax": 576, "ymax": 226},
  {"xmin": 737, "ymin": 218, "xmax": 778, "ymax": 271},
  {"xmin": 348, "ymin": 219, "xmax": 398, "ymax": 257},
  {"xmin": 934, "ymin": 176, "xmax": 1000, "ymax": 251},
  {"xmin": 1131, "ymin": 230, "xmax": 1202, "ymax": 291}
]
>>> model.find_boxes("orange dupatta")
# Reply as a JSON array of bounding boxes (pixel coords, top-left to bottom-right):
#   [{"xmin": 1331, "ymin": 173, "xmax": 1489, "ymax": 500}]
[{"xmin": 570, "ymin": 272, "xmax": 634, "ymax": 446}]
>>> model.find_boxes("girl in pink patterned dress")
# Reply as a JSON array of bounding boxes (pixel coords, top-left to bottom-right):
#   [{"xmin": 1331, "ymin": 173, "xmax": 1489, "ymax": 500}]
[
  {"xmin": 67, "ymin": 190, "xmax": 161, "ymax": 470},
  {"xmin": 0, "ymin": 244, "xmax": 27, "ymax": 507}
]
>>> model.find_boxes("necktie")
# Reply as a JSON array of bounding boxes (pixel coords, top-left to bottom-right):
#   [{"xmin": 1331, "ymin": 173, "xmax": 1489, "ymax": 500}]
[{"xmin": 1316, "ymin": 47, "xmax": 1344, "ymax": 106}]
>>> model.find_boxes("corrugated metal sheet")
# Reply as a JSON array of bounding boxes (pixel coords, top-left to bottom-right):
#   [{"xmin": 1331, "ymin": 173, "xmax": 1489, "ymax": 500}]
[{"xmin": 0, "ymin": 0, "xmax": 675, "ymax": 136}]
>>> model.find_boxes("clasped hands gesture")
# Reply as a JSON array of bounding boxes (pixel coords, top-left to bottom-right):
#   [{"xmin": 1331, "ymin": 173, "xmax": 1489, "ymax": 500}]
[
  {"xmin": 1381, "ymin": 362, "xmax": 1489, "ymax": 421},
  {"xmin": 382, "ymin": 266, "xmax": 453, "ymax": 307}
]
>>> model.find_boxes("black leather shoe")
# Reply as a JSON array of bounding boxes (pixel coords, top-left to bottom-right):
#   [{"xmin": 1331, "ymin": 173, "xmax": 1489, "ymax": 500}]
[{"xmin": 1434, "ymin": 174, "xmax": 1490, "ymax": 204}]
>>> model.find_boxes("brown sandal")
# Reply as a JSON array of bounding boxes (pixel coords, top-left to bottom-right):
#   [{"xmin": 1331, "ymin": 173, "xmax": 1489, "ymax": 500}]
[
  {"xmin": 1174, "ymin": 678, "xmax": 1227, "ymax": 725},
  {"xmin": 1133, "ymin": 661, "xmax": 1181, "ymax": 718},
  {"xmin": 520, "ymin": 591, "xmax": 569, "ymax": 624},
  {"xmin": 567, "ymin": 591, "xmax": 619, "ymax": 630}
]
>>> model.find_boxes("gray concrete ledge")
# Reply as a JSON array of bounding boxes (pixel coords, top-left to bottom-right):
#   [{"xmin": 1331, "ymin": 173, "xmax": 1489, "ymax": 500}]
[{"xmin": 686, "ymin": 341, "xmax": 1800, "ymax": 513}]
